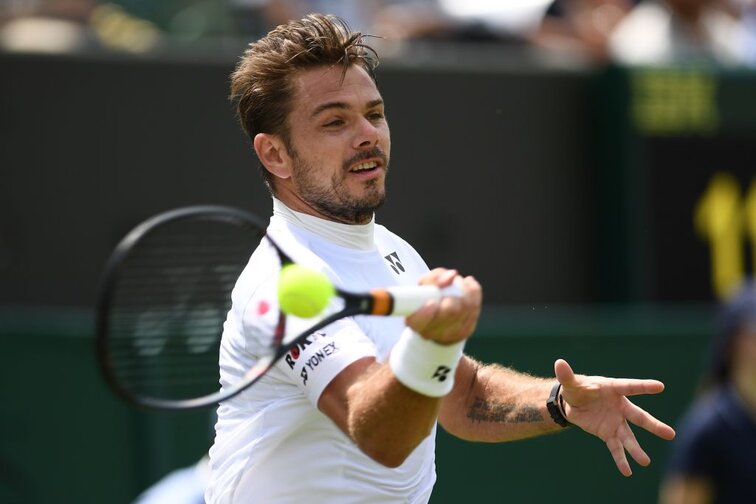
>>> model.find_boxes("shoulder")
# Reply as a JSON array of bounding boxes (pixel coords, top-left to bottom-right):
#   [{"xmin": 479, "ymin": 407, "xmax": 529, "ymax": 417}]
[
  {"xmin": 266, "ymin": 218, "xmax": 334, "ymax": 272},
  {"xmin": 374, "ymin": 224, "xmax": 422, "ymax": 257},
  {"xmin": 230, "ymin": 220, "xmax": 322, "ymax": 314},
  {"xmin": 374, "ymin": 223, "xmax": 428, "ymax": 273}
]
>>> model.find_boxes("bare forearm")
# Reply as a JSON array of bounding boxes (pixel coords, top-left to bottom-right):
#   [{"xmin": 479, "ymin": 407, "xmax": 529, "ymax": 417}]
[
  {"xmin": 349, "ymin": 364, "xmax": 441, "ymax": 465},
  {"xmin": 320, "ymin": 358, "xmax": 441, "ymax": 467},
  {"xmin": 440, "ymin": 357, "xmax": 563, "ymax": 442}
]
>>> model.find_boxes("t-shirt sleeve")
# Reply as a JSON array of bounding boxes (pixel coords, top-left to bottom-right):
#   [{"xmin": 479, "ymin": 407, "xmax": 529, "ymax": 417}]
[
  {"xmin": 272, "ymin": 317, "xmax": 378, "ymax": 405},
  {"xmin": 238, "ymin": 270, "xmax": 378, "ymax": 406}
]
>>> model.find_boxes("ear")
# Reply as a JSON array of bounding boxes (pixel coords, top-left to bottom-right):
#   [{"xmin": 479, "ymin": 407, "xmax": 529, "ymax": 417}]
[{"xmin": 253, "ymin": 133, "xmax": 292, "ymax": 180}]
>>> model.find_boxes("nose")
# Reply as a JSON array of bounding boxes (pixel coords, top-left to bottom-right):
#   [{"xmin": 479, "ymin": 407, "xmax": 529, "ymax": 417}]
[{"xmin": 354, "ymin": 116, "xmax": 380, "ymax": 149}]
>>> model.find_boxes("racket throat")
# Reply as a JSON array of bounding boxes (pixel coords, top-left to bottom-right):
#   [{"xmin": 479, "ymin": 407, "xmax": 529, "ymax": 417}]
[{"xmin": 368, "ymin": 289, "xmax": 394, "ymax": 315}]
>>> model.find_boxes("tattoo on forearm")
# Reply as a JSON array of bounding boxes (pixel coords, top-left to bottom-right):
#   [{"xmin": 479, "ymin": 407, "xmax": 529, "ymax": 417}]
[{"xmin": 467, "ymin": 397, "xmax": 544, "ymax": 424}]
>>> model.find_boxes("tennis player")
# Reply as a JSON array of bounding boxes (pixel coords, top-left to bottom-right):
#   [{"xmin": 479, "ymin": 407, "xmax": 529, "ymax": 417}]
[{"xmin": 205, "ymin": 13, "xmax": 676, "ymax": 503}]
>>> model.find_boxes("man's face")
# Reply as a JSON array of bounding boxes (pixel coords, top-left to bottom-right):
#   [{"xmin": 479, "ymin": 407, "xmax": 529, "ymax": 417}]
[{"xmin": 282, "ymin": 64, "xmax": 391, "ymax": 224}]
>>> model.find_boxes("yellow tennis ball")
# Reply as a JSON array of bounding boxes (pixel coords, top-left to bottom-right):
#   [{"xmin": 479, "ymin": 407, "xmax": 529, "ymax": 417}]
[{"xmin": 278, "ymin": 264, "xmax": 335, "ymax": 318}]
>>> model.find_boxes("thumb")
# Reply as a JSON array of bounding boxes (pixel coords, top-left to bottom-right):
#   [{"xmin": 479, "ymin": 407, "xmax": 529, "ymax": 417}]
[{"xmin": 554, "ymin": 358, "xmax": 577, "ymax": 387}]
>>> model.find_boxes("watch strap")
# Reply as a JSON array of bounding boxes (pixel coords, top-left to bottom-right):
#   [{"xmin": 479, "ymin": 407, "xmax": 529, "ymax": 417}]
[{"xmin": 547, "ymin": 382, "xmax": 571, "ymax": 428}]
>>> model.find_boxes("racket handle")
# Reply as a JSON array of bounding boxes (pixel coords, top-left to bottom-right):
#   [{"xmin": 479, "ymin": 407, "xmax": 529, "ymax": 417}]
[{"xmin": 383, "ymin": 277, "xmax": 464, "ymax": 316}]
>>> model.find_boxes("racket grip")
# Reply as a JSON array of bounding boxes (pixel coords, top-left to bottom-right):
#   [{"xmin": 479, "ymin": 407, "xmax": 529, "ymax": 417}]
[{"xmin": 385, "ymin": 277, "xmax": 464, "ymax": 316}]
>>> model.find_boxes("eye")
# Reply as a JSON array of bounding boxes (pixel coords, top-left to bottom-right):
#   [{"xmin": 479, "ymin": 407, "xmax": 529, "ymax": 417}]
[
  {"xmin": 367, "ymin": 111, "xmax": 385, "ymax": 121},
  {"xmin": 323, "ymin": 118, "xmax": 345, "ymax": 128}
]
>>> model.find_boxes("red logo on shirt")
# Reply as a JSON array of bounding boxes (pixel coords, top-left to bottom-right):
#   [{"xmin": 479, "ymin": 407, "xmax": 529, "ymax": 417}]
[{"xmin": 284, "ymin": 332, "xmax": 326, "ymax": 369}]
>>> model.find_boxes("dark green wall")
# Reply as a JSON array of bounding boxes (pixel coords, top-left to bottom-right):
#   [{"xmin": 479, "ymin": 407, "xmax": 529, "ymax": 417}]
[
  {"xmin": 0, "ymin": 308, "xmax": 210, "ymax": 504},
  {"xmin": 0, "ymin": 306, "xmax": 712, "ymax": 503}
]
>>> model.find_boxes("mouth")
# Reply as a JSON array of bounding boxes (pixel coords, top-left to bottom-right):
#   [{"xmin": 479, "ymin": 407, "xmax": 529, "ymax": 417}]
[{"xmin": 349, "ymin": 160, "xmax": 380, "ymax": 174}]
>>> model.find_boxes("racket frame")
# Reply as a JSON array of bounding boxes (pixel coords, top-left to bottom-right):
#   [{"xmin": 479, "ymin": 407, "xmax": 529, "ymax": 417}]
[{"xmin": 95, "ymin": 205, "xmax": 268, "ymax": 410}]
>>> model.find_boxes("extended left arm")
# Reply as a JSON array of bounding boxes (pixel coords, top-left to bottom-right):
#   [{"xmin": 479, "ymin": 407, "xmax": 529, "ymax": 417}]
[
  {"xmin": 438, "ymin": 356, "xmax": 560, "ymax": 442},
  {"xmin": 439, "ymin": 357, "xmax": 676, "ymax": 476}
]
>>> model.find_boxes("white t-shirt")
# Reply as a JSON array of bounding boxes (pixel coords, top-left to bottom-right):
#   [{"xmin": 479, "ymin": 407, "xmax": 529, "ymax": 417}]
[{"xmin": 205, "ymin": 200, "xmax": 437, "ymax": 503}]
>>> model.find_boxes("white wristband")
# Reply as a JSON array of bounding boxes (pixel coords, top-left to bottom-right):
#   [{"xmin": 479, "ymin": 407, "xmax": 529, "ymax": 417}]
[{"xmin": 389, "ymin": 328, "xmax": 465, "ymax": 397}]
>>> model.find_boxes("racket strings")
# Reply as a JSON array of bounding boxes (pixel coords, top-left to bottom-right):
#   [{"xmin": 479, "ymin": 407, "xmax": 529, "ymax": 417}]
[{"xmin": 104, "ymin": 218, "xmax": 261, "ymax": 401}]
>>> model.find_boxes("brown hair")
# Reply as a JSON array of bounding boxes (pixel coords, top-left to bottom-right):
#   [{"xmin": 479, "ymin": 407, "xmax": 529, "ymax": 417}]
[{"xmin": 230, "ymin": 13, "xmax": 379, "ymax": 191}]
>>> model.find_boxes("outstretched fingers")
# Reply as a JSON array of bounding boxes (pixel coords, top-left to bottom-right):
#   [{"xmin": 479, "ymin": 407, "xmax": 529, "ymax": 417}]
[
  {"xmin": 609, "ymin": 378, "xmax": 666, "ymax": 397},
  {"xmin": 606, "ymin": 437, "xmax": 632, "ymax": 477},
  {"xmin": 624, "ymin": 400, "xmax": 676, "ymax": 440},
  {"xmin": 605, "ymin": 399, "xmax": 674, "ymax": 476},
  {"xmin": 553, "ymin": 361, "xmax": 677, "ymax": 476},
  {"xmin": 604, "ymin": 417, "xmax": 652, "ymax": 477},
  {"xmin": 619, "ymin": 421, "xmax": 650, "ymax": 467}
]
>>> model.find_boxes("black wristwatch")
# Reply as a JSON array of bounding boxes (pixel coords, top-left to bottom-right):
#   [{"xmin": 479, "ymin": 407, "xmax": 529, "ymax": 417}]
[{"xmin": 547, "ymin": 382, "xmax": 571, "ymax": 428}]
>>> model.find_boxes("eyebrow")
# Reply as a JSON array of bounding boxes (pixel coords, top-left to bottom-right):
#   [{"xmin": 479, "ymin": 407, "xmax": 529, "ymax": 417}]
[{"xmin": 310, "ymin": 98, "xmax": 384, "ymax": 119}]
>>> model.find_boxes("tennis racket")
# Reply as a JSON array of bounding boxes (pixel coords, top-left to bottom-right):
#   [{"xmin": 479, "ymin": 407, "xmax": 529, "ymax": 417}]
[{"xmin": 96, "ymin": 205, "xmax": 462, "ymax": 410}]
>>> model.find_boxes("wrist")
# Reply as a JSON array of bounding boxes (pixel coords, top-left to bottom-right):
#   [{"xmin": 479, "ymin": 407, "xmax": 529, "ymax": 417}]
[
  {"xmin": 389, "ymin": 328, "xmax": 465, "ymax": 397},
  {"xmin": 546, "ymin": 382, "xmax": 571, "ymax": 428}
]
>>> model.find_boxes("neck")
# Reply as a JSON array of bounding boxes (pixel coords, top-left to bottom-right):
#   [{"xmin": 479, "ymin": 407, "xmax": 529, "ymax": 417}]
[
  {"xmin": 273, "ymin": 185, "xmax": 375, "ymax": 225},
  {"xmin": 273, "ymin": 197, "xmax": 376, "ymax": 250}
]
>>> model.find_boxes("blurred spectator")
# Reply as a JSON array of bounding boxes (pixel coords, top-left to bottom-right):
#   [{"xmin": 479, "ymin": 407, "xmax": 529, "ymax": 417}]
[
  {"xmin": 0, "ymin": 0, "xmax": 161, "ymax": 53},
  {"xmin": 0, "ymin": 0, "xmax": 99, "ymax": 52},
  {"xmin": 531, "ymin": 0, "xmax": 635, "ymax": 62},
  {"xmin": 132, "ymin": 456, "xmax": 209, "ymax": 504},
  {"xmin": 4, "ymin": 0, "xmax": 644, "ymax": 57},
  {"xmin": 371, "ymin": 0, "xmax": 556, "ymax": 44},
  {"xmin": 130, "ymin": 410, "xmax": 216, "ymax": 504},
  {"xmin": 730, "ymin": 0, "xmax": 756, "ymax": 65},
  {"xmin": 275, "ymin": 0, "xmax": 383, "ymax": 33},
  {"xmin": 608, "ymin": 0, "xmax": 748, "ymax": 66},
  {"xmin": 659, "ymin": 280, "xmax": 756, "ymax": 504}
]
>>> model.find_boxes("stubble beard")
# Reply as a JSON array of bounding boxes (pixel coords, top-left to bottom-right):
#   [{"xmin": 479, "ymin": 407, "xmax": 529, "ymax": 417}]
[{"xmin": 291, "ymin": 149, "xmax": 388, "ymax": 224}]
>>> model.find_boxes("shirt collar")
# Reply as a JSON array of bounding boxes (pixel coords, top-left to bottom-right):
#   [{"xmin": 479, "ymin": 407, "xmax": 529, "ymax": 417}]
[{"xmin": 272, "ymin": 198, "xmax": 375, "ymax": 250}]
